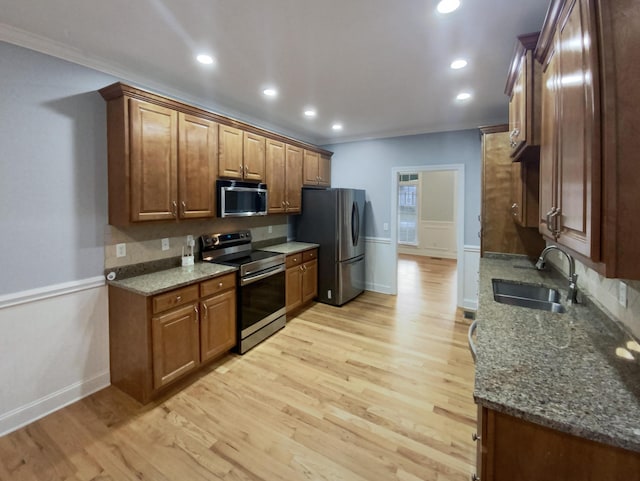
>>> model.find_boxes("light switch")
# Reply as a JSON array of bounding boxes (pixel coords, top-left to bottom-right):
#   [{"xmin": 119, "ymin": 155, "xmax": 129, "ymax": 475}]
[{"xmin": 383, "ymin": 222, "xmax": 389, "ymax": 231}]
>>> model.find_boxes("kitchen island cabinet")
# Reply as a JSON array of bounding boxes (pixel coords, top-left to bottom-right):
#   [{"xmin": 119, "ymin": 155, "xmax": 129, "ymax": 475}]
[
  {"xmin": 109, "ymin": 268, "xmax": 237, "ymax": 403},
  {"xmin": 535, "ymin": 0, "xmax": 640, "ymax": 279}
]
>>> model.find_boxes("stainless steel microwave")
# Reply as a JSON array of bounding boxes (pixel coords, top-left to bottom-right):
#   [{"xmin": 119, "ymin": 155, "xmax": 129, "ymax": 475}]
[{"xmin": 217, "ymin": 180, "xmax": 268, "ymax": 217}]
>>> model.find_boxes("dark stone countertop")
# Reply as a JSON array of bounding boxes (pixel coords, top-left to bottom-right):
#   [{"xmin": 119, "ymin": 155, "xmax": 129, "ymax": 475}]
[{"xmin": 474, "ymin": 256, "xmax": 640, "ymax": 452}]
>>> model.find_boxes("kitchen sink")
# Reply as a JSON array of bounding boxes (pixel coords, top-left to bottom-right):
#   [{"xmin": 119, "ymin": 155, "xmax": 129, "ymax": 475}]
[{"xmin": 492, "ymin": 279, "xmax": 566, "ymax": 313}]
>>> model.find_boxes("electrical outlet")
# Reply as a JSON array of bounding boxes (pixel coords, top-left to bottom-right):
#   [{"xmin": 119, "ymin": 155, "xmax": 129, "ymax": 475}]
[
  {"xmin": 186, "ymin": 234, "xmax": 194, "ymax": 244},
  {"xmin": 619, "ymin": 281, "xmax": 628, "ymax": 308},
  {"xmin": 116, "ymin": 243, "xmax": 126, "ymax": 258},
  {"xmin": 383, "ymin": 222, "xmax": 389, "ymax": 231},
  {"xmin": 161, "ymin": 238, "xmax": 170, "ymax": 251},
  {"xmin": 268, "ymin": 225, "xmax": 273, "ymax": 234}
]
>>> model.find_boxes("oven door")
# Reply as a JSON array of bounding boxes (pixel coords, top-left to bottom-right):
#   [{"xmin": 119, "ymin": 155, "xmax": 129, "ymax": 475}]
[{"xmin": 238, "ymin": 264, "xmax": 286, "ymax": 339}]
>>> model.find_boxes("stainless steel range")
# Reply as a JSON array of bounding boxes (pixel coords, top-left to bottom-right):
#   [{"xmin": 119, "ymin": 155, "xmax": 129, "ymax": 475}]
[{"xmin": 200, "ymin": 231, "xmax": 286, "ymax": 354}]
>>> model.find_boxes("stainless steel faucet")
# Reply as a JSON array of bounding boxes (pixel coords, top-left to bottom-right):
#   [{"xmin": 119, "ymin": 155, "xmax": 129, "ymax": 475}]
[{"xmin": 535, "ymin": 245, "xmax": 579, "ymax": 304}]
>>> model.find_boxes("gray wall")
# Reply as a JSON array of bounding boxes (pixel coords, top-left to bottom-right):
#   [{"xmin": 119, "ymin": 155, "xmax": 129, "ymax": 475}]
[
  {"xmin": 324, "ymin": 129, "xmax": 481, "ymax": 245},
  {"xmin": 0, "ymin": 42, "xmax": 114, "ymax": 295}
]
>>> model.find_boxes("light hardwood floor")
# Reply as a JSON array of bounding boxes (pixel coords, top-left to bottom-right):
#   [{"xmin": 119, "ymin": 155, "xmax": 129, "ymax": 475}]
[{"xmin": 0, "ymin": 255, "xmax": 476, "ymax": 481}]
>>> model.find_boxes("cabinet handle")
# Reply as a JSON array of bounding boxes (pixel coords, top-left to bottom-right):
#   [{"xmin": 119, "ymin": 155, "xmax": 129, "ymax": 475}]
[
  {"xmin": 171, "ymin": 201, "xmax": 177, "ymax": 217},
  {"xmin": 181, "ymin": 201, "xmax": 186, "ymax": 216},
  {"xmin": 219, "ymin": 282, "xmax": 223, "ymax": 288},
  {"xmin": 551, "ymin": 207, "xmax": 561, "ymax": 237},
  {"xmin": 202, "ymin": 303, "xmax": 208, "ymax": 320},
  {"xmin": 282, "ymin": 201, "xmax": 286, "ymax": 207},
  {"xmin": 510, "ymin": 128, "xmax": 519, "ymax": 139},
  {"xmin": 472, "ymin": 433, "xmax": 480, "ymax": 441},
  {"xmin": 176, "ymin": 295, "xmax": 182, "ymax": 302},
  {"xmin": 194, "ymin": 305, "xmax": 199, "ymax": 320},
  {"xmin": 471, "ymin": 475, "xmax": 480, "ymax": 481},
  {"xmin": 511, "ymin": 203, "xmax": 518, "ymax": 216},
  {"xmin": 545, "ymin": 208, "xmax": 555, "ymax": 232},
  {"xmin": 299, "ymin": 265, "xmax": 304, "ymax": 271}
]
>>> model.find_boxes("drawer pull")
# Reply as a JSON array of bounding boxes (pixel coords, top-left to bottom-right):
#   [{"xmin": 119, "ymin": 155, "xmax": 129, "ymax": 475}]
[
  {"xmin": 471, "ymin": 475, "xmax": 480, "ymax": 481},
  {"xmin": 176, "ymin": 295, "xmax": 182, "ymax": 302}
]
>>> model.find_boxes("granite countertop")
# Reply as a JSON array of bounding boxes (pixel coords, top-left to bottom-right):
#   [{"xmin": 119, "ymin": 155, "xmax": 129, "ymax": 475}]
[
  {"xmin": 109, "ymin": 263, "xmax": 237, "ymax": 296},
  {"xmin": 475, "ymin": 256, "xmax": 640, "ymax": 452},
  {"xmin": 262, "ymin": 241, "xmax": 319, "ymax": 255}
]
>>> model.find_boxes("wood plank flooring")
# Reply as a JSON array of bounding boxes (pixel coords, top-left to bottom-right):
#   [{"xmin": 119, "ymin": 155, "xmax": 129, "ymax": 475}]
[{"xmin": 0, "ymin": 254, "xmax": 476, "ymax": 481}]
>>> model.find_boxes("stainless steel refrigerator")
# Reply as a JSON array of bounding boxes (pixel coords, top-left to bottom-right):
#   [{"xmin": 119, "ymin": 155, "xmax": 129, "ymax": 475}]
[{"xmin": 296, "ymin": 188, "xmax": 365, "ymax": 306}]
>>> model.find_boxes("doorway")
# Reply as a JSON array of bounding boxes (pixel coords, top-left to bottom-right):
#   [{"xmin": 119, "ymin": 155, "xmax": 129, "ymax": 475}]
[{"xmin": 390, "ymin": 164, "xmax": 465, "ymax": 306}]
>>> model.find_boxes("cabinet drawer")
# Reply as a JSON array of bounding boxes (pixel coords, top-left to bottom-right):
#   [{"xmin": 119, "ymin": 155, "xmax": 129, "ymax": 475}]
[
  {"xmin": 152, "ymin": 285, "xmax": 199, "ymax": 314},
  {"xmin": 302, "ymin": 249, "xmax": 317, "ymax": 262},
  {"xmin": 286, "ymin": 253, "xmax": 303, "ymax": 268},
  {"xmin": 200, "ymin": 273, "xmax": 236, "ymax": 298}
]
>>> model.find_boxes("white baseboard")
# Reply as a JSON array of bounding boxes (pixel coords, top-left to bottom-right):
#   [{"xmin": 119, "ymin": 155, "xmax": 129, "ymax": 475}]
[
  {"xmin": 364, "ymin": 283, "xmax": 394, "ymax": 295},
  {"xmin": 462, "ymin": 299, "xmax": 478, "ymax": 311},
  {"xmin": 0, "ymin": 370, "xmax": 110, "ymax": 436}
]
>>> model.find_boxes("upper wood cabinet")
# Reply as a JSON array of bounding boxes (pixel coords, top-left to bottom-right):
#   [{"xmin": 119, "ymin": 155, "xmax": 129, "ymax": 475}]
[
  {"xmin": 505, "ymin": 33, "xmax": 542, "ymax": 161},
  {"xmin": 178, "ymin": 113, "xmax": 218, "ymax": 218},
  {"xmin": 510, "ymin": 159, "xmax": 540, "ymax": 228},
  {"xmin": 303, "ymin": 150, "xmax": 331, "ymax": 186},
  {"xmin": 266, "ymin": 140, "xmax": 303, "ymax": 213},
  {"xmin": 535, "ymin": 0, "xmax": 640, "ymax": 279},
  {"xmin": 100, "ymin": 82, "xmax": 331, "ymax": 225},
  {"xmin": 218, "ymin": 126, "xmax": 266, "ymax": 181}
]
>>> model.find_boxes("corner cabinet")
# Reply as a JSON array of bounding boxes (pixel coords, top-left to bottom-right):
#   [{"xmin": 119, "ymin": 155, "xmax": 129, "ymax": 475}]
[
  {"xmin": 108, "ymin": 272, "xmax": 236, "ymax": 404},
  {"xmin": 285, "ymin": 248, "xmax": 318, "ymax": 313},
  {"xmin": 535, "ymin": 0, "xmax": 640, "ymax": 279},
  {"xmin": 505, "ymin": 33, "xmax": 542, "ymax": 161},
  {"xmin": 100, "ymin": 88, "xmax": 217, "ymax": 225},
  {"xmin": 474, "ymin": 406, "xmax": 640, "ymax": 480}
]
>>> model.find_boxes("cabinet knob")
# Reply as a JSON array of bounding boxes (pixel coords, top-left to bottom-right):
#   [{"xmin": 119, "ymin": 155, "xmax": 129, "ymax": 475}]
[
  {"xmin": 219, "ymin": 282, "xmax": 223, "ymax": 288},
  {"xmin": 472, "ymin": 433, "xmax": 480, "ymax": 441}
]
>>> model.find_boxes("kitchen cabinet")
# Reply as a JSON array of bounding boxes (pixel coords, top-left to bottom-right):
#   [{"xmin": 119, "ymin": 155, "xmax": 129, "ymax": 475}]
[
  {"xmin": 266, "ymin": 141, "xmax": 303, "ymax": 213},
  {"xmin": 535, "ymin": 0, "xmax": 640, "ymax": 279},
  {"xmin": 218, "ymin": 125, "xmax": 265, "ymax": 181},
  {"xmin": 510, "ymin": 159, "xmax": 539, "ymax": 228},
  {"xmin": 474, "ymin": 405, "xmax": 640, "ymax": 480},
  {"xmin": 108, "ymin": 272, "xmax": 236, "ymax": 403},
  {"xmin": 505, "ymin": 33, "xmax": 542, "ymax": 161},
  {"xmin": 100, "ymin": 82, "xmax": 332, "ymax": 225},
  {"xmin": 285, "ymin": 248, "xmax": 318, "ymax": 313},
  {"xmin": 303, "ymin": 150, "xmax": 331, "ymax": 186},
  {"xmin": 480, "ymin": 125, "xmax": 544, "ymax": 257},
  {"xmin": 102, "ymin": 93, "xmax": 217, "ymax": 225},
  {"xmin": 178, "ymin": 113, "xmax": 218, "ymax": 218}
]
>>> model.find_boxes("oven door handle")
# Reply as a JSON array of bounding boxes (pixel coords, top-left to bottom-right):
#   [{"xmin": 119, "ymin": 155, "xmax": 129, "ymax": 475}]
[{"xmin": 240, "ymin": 264, "xmax": 285, "ymax": 286}]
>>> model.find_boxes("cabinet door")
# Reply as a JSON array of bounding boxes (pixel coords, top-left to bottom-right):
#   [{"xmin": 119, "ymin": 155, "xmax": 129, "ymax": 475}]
[
  {"xmin": 178, "ymin": 113, "xmax": 217, "ymax": 219},
  {"xmin": 509, "ymin": 60, "xmax": 526, "ymax": 152},
  {"xmin": 303, "ymin": 150, "xmax": 320, "ymax": 185},
  {"xmin": 243, "ymin": 132, "xmax": 265, "ymax": 181},
  {"xmin": 266, "ymin": 139, "xmax": 286, "ymax": 213},
  {"xmin": 318, "ymin": 154, "xmax": 331, "ymax": 187},
  {"xmin": 200, "ymin": 289, "xmax": 236, "ymax": 362},
  {"xmin": 302, "ymin": 259, "xmax": 318, "ymax": 304},
  {"xmin": 285, "ymin": 144, "xmax": 303, "ymax": 213},
  {"xmin": 554, "ymin": 0, "xmax": 600, "ymax": 259},
  {"xmin": 539, "ymin": 39, "xmax": 559, "ymax": 238},
  {"xmin": 286, "ymin": 266, "xmax": 303, "ymax": 313},
  {"xmin": 151, "ymin": 303, "xmax": 200, "ymax": 389},
  {"xmin": 219, "ymin": 125, "xmax": 244, "ymax": 179},
  {"xmin": 129, "ymin": 98, "xmax": 178, "ymax": 221}
]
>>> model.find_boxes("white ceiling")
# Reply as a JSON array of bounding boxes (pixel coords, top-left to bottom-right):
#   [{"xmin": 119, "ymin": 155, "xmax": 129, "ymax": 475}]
[{"xmin": 0, "ymin": 0, "xmax": 549, "ymax": 145}]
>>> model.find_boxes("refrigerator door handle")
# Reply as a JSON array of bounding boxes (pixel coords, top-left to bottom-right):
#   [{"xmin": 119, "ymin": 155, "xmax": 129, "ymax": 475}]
[
  {"xmin": 342, "ymin": 255, "xmax": 364, "ymax": 265},
  {"xmin": 351, "ymin": 201, "xmax": 357, "ymax": 246}
]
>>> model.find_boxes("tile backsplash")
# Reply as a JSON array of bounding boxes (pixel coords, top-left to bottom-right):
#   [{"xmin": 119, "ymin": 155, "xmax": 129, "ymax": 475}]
[
  {"xmin": 547, "ymin": 250, "xmax": 640, "ymax": 340},
  {"xmin": 105, "ymin": 215, "xmax": 289, "ymax": 269}
]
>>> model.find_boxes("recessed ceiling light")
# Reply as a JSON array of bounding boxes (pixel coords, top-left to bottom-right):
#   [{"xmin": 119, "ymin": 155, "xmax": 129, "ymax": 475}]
[
  {"xmin": 456, "ymin": 92, "xmax": 472, "ymax": 101},
  {"xmin": 263, "ymin": 88, "xmax": 278, "ymax": 97},
  {"xmin": 332, "ymin": 123, "xmax": 343, "ymax": 131},
  {"xmin": 450, "ymin": 59, "xmax": 468, "ymax": 69},
  {"xmin": 196, "ymin": 54, "xmax": 214, "ymax": 65},
  {"xmin": 437, "ymin": 0, "xmax": 460, "ymax": 14},
  {"xmin": 304, "ymin": 109, "xmax": 317, "ymax": 118}
]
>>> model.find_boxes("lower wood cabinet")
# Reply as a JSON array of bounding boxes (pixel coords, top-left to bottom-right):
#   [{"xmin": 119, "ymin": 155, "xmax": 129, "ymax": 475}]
[
  {"xmin": 285, "ymin": 248, "xmax": 318, "ymax": 313},
  {"xmin": 109, "ymin": 272, "xmax": 236, "ymax": 403},
  {"xmin": 475, "ymin": 405, "xmax": 640, "ymax": 480}
]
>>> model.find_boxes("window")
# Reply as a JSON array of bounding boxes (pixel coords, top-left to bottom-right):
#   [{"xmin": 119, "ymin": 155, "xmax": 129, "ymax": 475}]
[{"xmin": 398, "ymin": 174, "xmax": 419, "ymax": 245}]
